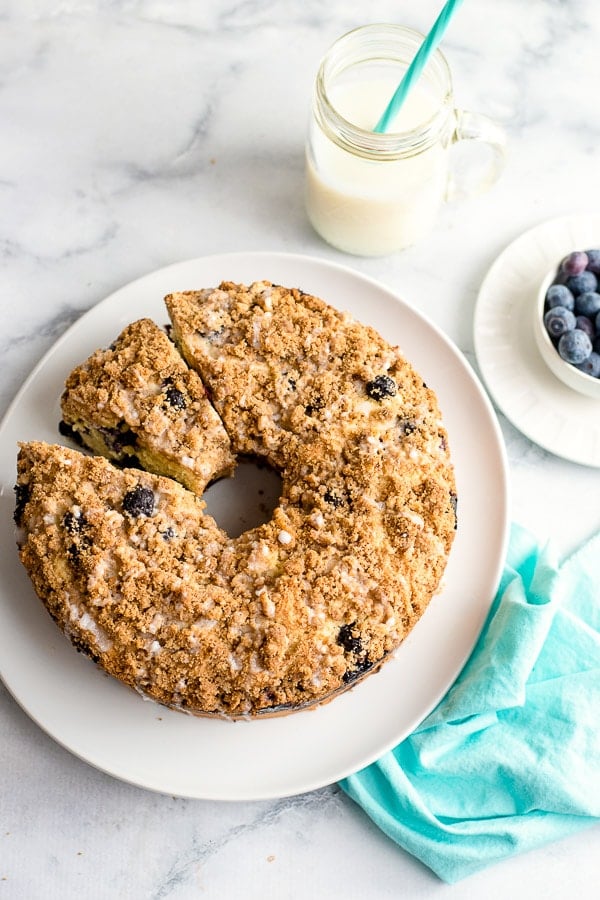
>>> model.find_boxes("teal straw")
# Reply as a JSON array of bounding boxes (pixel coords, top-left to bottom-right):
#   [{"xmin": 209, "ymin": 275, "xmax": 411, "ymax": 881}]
[{"xmin": 374, "ymin": 0, "xmax": 465, "ymax": 133}]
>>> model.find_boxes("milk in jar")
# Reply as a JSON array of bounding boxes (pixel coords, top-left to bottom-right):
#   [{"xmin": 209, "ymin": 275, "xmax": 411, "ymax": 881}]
[{"xmin": 306, "ymin": 74, "xmax": 448, "ymax": 256}]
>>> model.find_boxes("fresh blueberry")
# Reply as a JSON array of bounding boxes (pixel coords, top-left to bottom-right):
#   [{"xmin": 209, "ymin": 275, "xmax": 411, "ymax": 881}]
[
  {"xmin": 594, "ymin": 335, "xmax": 600, "ymax": 355},
  {"xmin": 122, "ymin": 485, "xmax": 155, "ymax": 517},
  {"xmin": 574, "ymin": 291, "xmax": 600, "ymax": 318},
  {"xmin": 575, "ymin": 351, "xmax": 600, "ymax": 378},
  {"xmin": 545, "ymin": 284, "xmax": 575, "ymax": 311},
  {"xmin": 366, "ymin": 374, "xmax": 397, "ymax": 401},
  {"xmin": 558, "ymin": 329, "xmax": 593, "ymax": 364},
  {"xmin": 566, "ymin": 271, "xmax": 598, "ymax": 296},
  {"xmin": 561, "ymin": 251, "xmax": 589, "ymax": 276},
  {"xmin": 585, "ymin": 249, "xmax": 600, "ymax": 274},
  {"xmin": 575, "ymin": 316, "xmax": 595, "ymax": 340},
  {"xmin": 544, "ymin": 306, "xmax": 576, "ymax": 338}
]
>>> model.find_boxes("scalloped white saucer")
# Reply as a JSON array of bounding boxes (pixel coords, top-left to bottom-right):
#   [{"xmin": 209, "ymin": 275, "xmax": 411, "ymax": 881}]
[{"xmin": 474, "ymin": 214, "xmax": 600, "ymax": 467}]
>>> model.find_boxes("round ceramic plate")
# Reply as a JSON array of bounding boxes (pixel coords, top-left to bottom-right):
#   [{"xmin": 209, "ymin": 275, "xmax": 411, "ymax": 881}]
[
  {"xmin": 474, "ymin": 213, "xmax": 600, "ymax": 467},
  {"xmin": 0, "ymin": 252, "xmax": 509, "ymax": 800}
]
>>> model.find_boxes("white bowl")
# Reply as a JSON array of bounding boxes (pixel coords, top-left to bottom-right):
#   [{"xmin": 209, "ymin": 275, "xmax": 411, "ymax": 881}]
[{"xmin": 533, "ymin": 268, "xmax": 600, "ymax": 400}]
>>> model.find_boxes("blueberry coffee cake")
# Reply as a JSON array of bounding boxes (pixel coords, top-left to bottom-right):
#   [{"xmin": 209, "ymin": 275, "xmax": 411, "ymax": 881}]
[
  {"xmin": 15, "ymin": 282, "xmax": 457, "ymax": 718},
  {"xmin": 60, "ymin": 318, "xmax": 235, "ymax": 494}
]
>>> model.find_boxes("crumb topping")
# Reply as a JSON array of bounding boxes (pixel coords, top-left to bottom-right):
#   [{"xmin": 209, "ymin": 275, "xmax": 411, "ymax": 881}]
[
  {"xmin": 16, "ymin": 282, "xmax": 456, "ymax": 718},
  {"xmin": 60, "ymin": 318, "xmax": 235, "ymax": 493}
]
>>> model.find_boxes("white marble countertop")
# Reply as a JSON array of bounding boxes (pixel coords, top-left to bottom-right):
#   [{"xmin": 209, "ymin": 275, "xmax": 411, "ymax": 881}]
[{"xmin": 1, "ymin": 1, "xmax": 599, "ymax": 896}]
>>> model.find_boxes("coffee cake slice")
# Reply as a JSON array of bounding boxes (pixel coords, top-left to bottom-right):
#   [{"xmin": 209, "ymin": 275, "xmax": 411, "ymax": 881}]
[{"xmin": 60, "ymin": 318, "xmax": 235, "ymax": 495}]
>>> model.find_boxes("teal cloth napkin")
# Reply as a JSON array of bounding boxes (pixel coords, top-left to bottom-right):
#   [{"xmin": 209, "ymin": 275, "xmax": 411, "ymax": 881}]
[{"xmin": 340, "ymin": 523, "xmax": 600, "ymax": 883}]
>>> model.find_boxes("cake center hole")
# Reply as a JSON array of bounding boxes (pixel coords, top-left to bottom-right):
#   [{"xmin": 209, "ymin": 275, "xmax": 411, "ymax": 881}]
[{"xmin": 202, "ymin": 457, "xmax": 283, "ymax": 539}]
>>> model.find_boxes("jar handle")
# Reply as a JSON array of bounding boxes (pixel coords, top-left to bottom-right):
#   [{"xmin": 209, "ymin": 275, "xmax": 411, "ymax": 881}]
[{"xmin": 446, "ymin": 109, "xmax": 507, "ymax": 202}]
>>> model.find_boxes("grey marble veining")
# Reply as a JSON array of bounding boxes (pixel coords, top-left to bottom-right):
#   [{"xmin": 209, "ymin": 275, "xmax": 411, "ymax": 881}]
[{"xmin": 1, "ymin": 1, "xmax": 600, "ymax": 897}]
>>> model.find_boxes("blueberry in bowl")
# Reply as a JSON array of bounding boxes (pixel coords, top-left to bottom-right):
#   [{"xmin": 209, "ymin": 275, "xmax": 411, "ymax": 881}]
[{"xmin": 534, "ymin": 249, "xmax": 600, "ymax": 399}]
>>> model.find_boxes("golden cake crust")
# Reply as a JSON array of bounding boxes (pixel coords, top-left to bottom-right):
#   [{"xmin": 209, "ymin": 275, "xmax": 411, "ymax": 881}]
[
  {"xmin": 16, "ymin": 282, "xmax": 457, "ymax": 718},
  {"xmin": 60, "ymin": 318, "xmax": 235, "ymax": 493}
]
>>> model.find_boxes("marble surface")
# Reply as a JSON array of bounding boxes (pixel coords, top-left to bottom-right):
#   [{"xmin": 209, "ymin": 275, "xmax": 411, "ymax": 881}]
[{"xmin": 1, "ymin": 0, "xmax": 599, "ymax": 896}]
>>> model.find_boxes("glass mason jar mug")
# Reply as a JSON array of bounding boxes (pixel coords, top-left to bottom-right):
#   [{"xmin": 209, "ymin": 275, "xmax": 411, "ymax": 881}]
[{"xmin": 305, "ymin": 24, "xmax": 507, "ymax": 256}]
